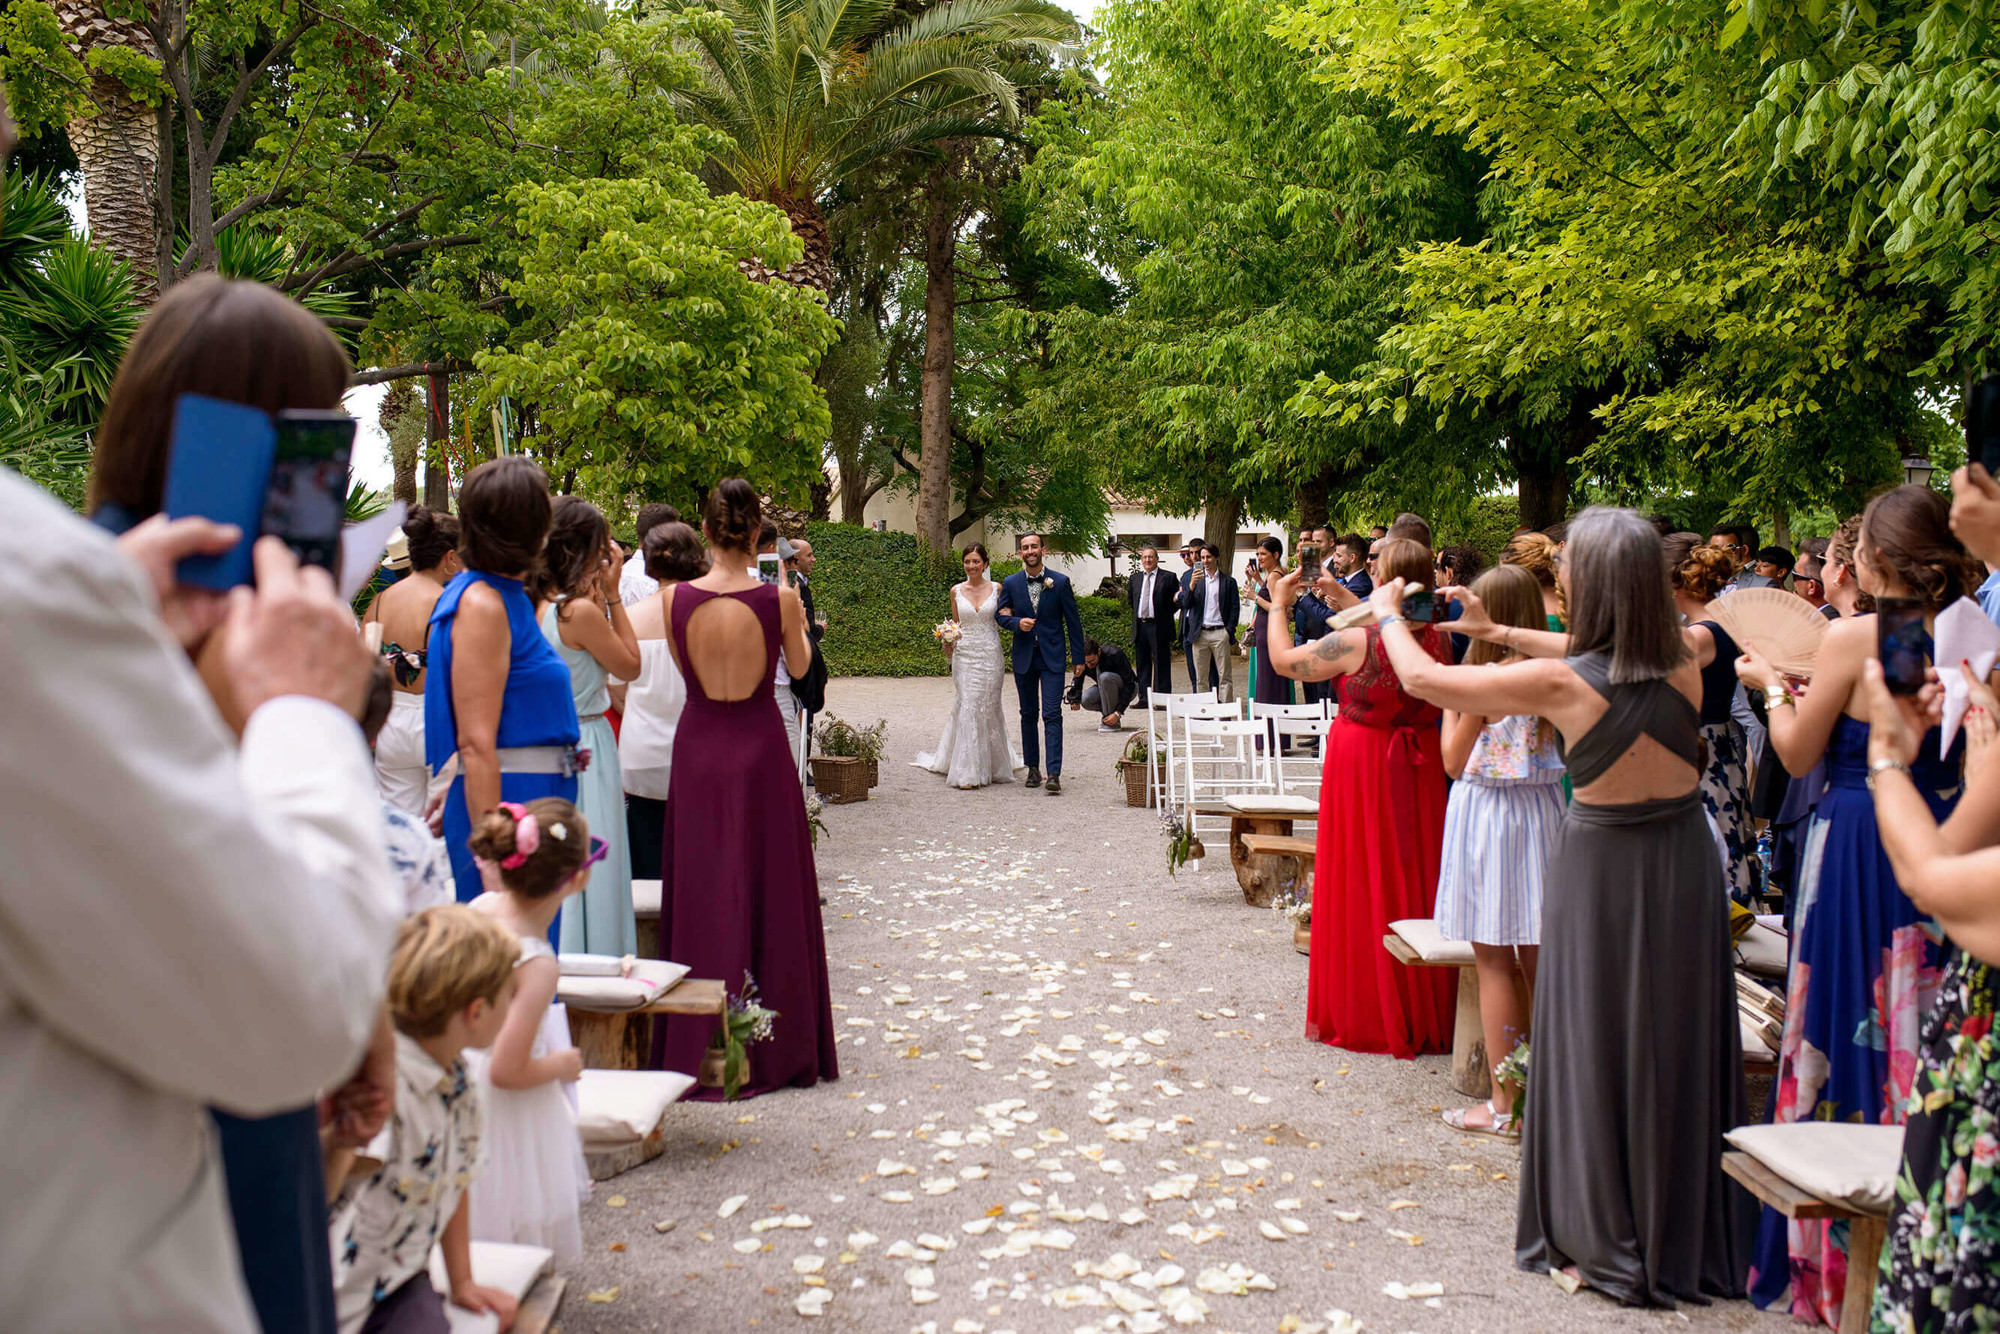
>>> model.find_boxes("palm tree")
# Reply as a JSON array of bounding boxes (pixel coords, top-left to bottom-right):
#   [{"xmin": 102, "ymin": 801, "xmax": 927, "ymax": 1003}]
[
  {"xmin": 53, "ymin": 0, "xmax": 162, "ymax": 301},
  {"xmin": 657, "ymin": 0, "xmax": 1077, "ymax": 292}
]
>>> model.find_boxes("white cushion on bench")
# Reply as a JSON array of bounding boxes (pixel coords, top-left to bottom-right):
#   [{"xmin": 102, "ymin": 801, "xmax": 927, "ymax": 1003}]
[
  {"xmin": 1735, "ymin": 921, "xmax": 1788, "ymax": 978},
  {"xmin": 633, "ymin": 878, "xmax": 662, "ymax": 918},
  {"xmin": 1387, "ymin": 918, "xmax": 1476, "ymax": 966},
  {"xmin": 1740, "ymin": 1015, "xmax": 1779, "ymax": 1057},
  {"xmin": 557, "ymin": 958, "xmax": 690, "ymax": 1012},
  {"xmin": 1225, "ymin": 794, "xmax": 1320, "ymax": 815},
  {"xmin": 1724, "ymin": 1122, "xmax": 1904, "ymax": 1216},
  {"xmin": 427, "ymin": 1241, "xmax": 553, "ymax": 1334},
  {"xmin": 578, "ymin": 1069, "xmax": 697, "ymax": 1145}
]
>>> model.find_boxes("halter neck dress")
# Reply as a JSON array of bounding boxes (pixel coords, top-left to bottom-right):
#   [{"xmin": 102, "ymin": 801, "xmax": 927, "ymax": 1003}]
[
  {"xmin": 1515, "ymin": 651, "xmax": 1755, "ymax": 1305},
  {"xmin": 647, "ymin": 583, "xmax": 838, "ymax": 1096}
]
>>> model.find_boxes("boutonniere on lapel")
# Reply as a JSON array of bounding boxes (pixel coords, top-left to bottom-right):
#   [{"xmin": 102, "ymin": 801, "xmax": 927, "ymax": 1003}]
[{"xmin": 1041, "ymin": 577, "xmax": 1055, "ymax": 590}]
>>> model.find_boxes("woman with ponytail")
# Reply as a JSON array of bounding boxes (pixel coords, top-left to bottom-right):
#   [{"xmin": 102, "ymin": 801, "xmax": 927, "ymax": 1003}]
[{"xmin": 647, "ymin": 480, "xmax": 837, "ymax": 1097}]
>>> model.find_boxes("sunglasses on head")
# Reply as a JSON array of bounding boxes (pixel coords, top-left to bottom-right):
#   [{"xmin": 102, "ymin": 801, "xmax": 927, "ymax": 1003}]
[{"xmin": 581, "ymin": 836, "xmax": 609, "ymax": 871}]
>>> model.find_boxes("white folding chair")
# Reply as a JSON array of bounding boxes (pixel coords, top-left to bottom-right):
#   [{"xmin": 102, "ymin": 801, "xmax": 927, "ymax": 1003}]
[
  {"xmin": 1181, "ymin": 716, "xmax": 1265, "ymax": 859},
  {"xmin": 1265, "ymin": 714, "xmax": 1331, "ymax": 800},
  {"xmin": 1154, "ymin": 690, "xmax": 1218, "ymax": 811}
]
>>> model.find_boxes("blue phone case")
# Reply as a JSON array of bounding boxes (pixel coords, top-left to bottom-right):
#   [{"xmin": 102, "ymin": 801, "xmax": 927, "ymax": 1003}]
[{"xmin": 162, "ymin": 393, "xmax": 277, "ymax": 590}]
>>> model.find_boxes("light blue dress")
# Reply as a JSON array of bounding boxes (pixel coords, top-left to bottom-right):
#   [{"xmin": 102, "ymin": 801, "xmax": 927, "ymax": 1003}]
[
  {"xmin": 1432, "ymin": 712, "xmax": 1566, "ymax": 946},
  {"xmin": 541, "ymin": 600, "xmax": 636, "ymax": 956}
]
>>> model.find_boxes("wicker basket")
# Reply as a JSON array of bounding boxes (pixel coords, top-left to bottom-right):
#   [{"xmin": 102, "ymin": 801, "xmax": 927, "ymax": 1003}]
[
  {"xmin": 812, "ymin": 755, "xmax": 869, "ymax": 803},
  {"xmin": 865, "ymin": 758, "xmax": 880, "ymax": 787},
  {"xmin": 1117, "ymin": 759, "xmax": 1152, "ymax": 808}
]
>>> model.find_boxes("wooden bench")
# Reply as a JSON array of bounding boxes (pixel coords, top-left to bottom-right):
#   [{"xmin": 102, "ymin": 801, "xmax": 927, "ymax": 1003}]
[
  {"xmin": 1188, "ymin": 795, "xmax": 1317, "ymax": 906},
  {"xmin": 567, "ymin": 977, "xmax": 727, "ymax": 1071},
  {"xmin": 579, "ymin": 1068, "xmax": 700, "ymax": 1180},
  {"xmin": 634, "ymin": 877, "xmax": 661, "ymax": 961},
  {"xmin": 1238, "ymin": 832, "xmax": 1317, "ymax": 913},
  {"xmin": 1723, "ymin": 1149, "xmax": 1890, "ymax": 1330}
]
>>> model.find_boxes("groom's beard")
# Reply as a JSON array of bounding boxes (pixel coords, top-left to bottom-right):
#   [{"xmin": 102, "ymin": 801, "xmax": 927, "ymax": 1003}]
[{"xmin": 1024, "ymin": 558, "xmax": 1043, "ymax": 575}]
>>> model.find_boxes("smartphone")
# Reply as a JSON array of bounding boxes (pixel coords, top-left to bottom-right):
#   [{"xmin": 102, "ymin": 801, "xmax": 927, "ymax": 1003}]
[
  {"xmin": 1299, "ymin": 544, "xmax": 1322, "ymax": 583},
  {"xmin": 263, "ymin": 410, "xmax": 355, "ymax": 573},
  {"xmin": 162, "ymin": 393, "xmax": 278, "ymax": 590},
  {"xmin": 1877, "ymin": 597, "xmax": 1930, "ymax": 696},
  {"xmin": 757, "ymin": 552, "xmax": 782, "ymax": 586},
  {"xmin": 1970, "ymin": 372, "xmax": 2000, "ymax": 477},
  {"xmin": 1402, "ymin": 589, "xmax": 1438, "ymax": 623}
]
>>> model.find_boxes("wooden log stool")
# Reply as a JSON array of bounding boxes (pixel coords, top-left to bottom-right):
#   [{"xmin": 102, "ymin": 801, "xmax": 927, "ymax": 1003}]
[
  {"xmin": 1384, "ymin": 919, "xmax": 1497, "ymax": 1099},
  {"xmin": 1238, "ymin": 832, "xmax": 1317, "ymax": 912}
]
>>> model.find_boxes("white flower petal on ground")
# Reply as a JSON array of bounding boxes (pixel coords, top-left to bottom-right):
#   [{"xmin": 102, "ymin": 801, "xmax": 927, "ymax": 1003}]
[
  {"xmin": 846, "ymin": 1231, "xmax": 878, "ymax": 1249},
  {"xmin": 877, "ymin": 1159, "xmax": 916, "ymax": 1177},
  {"xmin": 903, "ymin": 1265, "xmax": 935, "ymax": 1289},
  {"xmin": 731, "ymin": 1238, "xmax": 762, "ymax": 1254},
  {"xmin": 793, "ymin": 1256, "xmax": 825, "ymax": 1275},
  {"xmin": 1119, "ymin": 1208, "xmax": 1149, "ymax": 1226},
  {"xmin": 794, "ymin": 1288, "xmax": 832, "ymax": 1317},
  {"xmin": 717, "ymin": 1195, "xmax": 748, "ymax": 1219},
  {"xmin": 1258, "ymin": 1220, "xmax": 1288, "ymax": 1241},
  {"xmin": 1381, "ymin": 1281, "xmax": 1443, "ymax": 1300},
  {"xmin": 881, "ymin": 1190, "xmax": 915, "ymax": 1203}
]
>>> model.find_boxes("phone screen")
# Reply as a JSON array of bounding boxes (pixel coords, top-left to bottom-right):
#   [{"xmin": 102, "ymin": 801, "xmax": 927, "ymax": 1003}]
[
  {"xmin": 1300, "ymin": 544, "xmax": 1322, "ymax": 582},
  {"xmin": 1877, "ymin": 597, "xmax": 1930, "ymax": 696},
  {"xmin": 162, "ymin": 393, "xmax": 278, "ymax": 589},
  {"xmin": 263, "ymin": 411, "xmax": 355, "ymax": 573},
  {"xmin": 757, "ymin": 552, "xmax": 782, "ymax": 585},
  {"xmin": 1402, "ymin": 589, "xmax": 1438, "ymax": 623}
]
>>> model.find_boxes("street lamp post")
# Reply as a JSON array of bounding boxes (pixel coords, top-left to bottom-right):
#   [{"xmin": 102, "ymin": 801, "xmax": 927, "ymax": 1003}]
[{"xmin": 1902, "ymin": 452, "xmax": 1935, "ymax": 488}]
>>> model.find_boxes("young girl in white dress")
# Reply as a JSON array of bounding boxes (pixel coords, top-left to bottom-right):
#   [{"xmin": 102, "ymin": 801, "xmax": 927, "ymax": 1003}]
[
  {"xmin": 464, "ymin": 797, "xmax": 603, "ymax": 1260},
  {"xmin": 1432, "ymin": 564, "xmax": 1567, "ymax": 1138},
  {"xmin": 914, "ymin": 544, "xmax": 1023, "ymax": 788}
]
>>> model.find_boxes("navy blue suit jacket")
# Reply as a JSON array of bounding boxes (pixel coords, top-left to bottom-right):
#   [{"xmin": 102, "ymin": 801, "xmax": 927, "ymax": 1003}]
[
  {"xmin": 996, "ymin": 568, "xmax": 1085, "ymax": 676},
  {"xmin": 1179, "ymin": 571, "xmax": 1240, "ymax": 645}
]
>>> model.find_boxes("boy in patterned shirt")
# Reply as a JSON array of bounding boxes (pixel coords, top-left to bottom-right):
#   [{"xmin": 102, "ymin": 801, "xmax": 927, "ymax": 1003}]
[{"xmin": 325, "ymin": 906, "xmax": 522, "ymax": 1333}]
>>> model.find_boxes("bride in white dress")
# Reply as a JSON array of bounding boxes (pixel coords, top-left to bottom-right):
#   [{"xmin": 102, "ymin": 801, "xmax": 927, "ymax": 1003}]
[{"xmin": 915, "ymin": 544, "xmax": 1023, "ymax": 789}]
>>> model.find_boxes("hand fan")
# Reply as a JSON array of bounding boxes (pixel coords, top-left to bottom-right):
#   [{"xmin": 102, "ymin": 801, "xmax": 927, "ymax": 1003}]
[{"xmin": 1705, "ymin": 587, "xmax": 1829, "ymax": 678}]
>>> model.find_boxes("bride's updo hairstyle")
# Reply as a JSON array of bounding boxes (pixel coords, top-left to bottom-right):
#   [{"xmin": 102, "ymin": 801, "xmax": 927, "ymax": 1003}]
[
  {"xmin": 964, "ymin": 543, "xmax": 989, "ymax": 567},
  {"xmin": 704, "ymin": 477, "xmax": 761, "ymax": 553},
  {"xmin": 1563, "ymin": 506, "xmax": 1688, "ymax": 684},
  {"xmin": 1859, "ymin": 484, "xmax": 1982, "ymax": 613}
]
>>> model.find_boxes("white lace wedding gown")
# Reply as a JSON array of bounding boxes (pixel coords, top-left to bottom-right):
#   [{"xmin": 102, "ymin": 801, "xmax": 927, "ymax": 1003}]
[{"xmin": 914, "ymin": 584, "xmax": 1023, "ymax": 789}]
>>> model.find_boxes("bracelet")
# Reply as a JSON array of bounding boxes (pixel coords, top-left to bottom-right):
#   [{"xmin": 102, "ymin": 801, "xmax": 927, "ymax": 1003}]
[
  {"xmin": 1764, "ymin": 684, "xmax": 1790, "ymax": 709},
  {"xmin": 1378, "ymin": 614, "xmax": 1406, "ymax": 629},
  {"xmin": 1865, "ymin": 756, "xmax": 1912, "ymax": 791}
]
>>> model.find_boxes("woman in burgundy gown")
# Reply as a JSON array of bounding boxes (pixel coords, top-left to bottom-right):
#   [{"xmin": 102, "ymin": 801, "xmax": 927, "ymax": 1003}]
[
  {"xmin": 649, "ymin": 480, "xmax": 838, "ymax": 1096},
  {"xmin": 1265, "ymin": 536, "xmax": 1456, "ymax": 1057}
]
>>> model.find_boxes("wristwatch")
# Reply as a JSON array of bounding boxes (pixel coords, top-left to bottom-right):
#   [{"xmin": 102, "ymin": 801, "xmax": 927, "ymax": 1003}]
[{"xmin": 1865, "ymin": 756, "xmax": 1912, "ymax": 791}]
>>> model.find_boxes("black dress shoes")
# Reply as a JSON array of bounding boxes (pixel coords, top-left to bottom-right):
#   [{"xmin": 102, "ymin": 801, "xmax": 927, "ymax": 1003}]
[
  {"xmin": 1046, "ymin": 775, "xmax": 1062, "ymax": 796},
  {"xmin": 1025, "ymin": 768, "xmax": 1043, "ymax": 788}
]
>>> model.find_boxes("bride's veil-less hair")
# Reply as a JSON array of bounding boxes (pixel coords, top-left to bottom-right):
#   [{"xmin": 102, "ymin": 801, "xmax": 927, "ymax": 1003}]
[{"xmin": 963, "ymin": 543, "xmax": 990, "ymax": 566}]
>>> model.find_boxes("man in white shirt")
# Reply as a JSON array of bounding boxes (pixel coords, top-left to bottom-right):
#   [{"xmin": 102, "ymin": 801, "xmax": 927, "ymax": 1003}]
[
  {"xmin": 0, "ymin": 471, "xmax": 396, "ymax": 1333},
  {"xmin": 619, "ymin": 502, "xmax": 681, "ymax": 606},
  {"xmin": 1179, "ymin": 545, "xmax": 1240, "ymax": 704}
]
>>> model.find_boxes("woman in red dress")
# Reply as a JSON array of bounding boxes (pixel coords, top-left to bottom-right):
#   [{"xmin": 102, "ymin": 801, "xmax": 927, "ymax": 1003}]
[{"xmin": 1266, "ymin": 537, "xmax": 1456, "ymax": 1057}]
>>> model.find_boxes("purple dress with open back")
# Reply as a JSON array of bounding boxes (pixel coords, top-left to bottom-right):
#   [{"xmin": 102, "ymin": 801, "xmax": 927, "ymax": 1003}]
[{"xmin": 648, "ymin": 582, "xmax": 838, "ymax": 1097}]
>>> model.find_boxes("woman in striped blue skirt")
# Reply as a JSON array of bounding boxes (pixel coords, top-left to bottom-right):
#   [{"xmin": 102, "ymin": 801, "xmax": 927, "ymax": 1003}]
[{"xmin": 1432, "ymin": 564, "xmax": 1568, "ymax": 1137}]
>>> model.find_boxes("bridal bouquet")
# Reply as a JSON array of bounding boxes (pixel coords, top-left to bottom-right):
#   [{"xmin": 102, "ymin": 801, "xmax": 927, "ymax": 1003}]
[{"xmin": 933, "ymin": 620, "xmax": 962, "ymax": 645}]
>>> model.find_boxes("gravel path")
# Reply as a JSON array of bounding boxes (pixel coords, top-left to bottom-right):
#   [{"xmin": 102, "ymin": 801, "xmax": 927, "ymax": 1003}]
[{"xmin": 564, "ymin": 674, "xmax": 1779, "ymax": 1334}]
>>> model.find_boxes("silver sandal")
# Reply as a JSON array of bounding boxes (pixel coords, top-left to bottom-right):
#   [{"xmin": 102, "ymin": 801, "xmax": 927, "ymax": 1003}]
[{"xmin": 1441, "ymin": 1100, "xmax": 1517, "ymax": 1140}]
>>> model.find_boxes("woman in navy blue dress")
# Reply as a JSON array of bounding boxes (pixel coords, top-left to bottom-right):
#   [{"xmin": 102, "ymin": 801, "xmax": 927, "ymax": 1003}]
[{"xmin": 426, "ymin": 458, "xmax": 581, "ymax": 910}]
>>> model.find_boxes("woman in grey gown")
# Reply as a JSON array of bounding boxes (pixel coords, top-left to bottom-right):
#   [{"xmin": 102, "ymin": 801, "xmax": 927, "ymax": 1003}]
[{"xmin": 1364, "ymin": 506, "xmax": 1754, "ymax": 1307}]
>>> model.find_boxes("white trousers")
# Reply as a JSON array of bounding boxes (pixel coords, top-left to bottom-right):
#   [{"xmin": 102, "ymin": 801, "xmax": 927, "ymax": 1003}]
[{"xmin": 375, "ymin": 691, "xmax": 429, "ymax": 815}]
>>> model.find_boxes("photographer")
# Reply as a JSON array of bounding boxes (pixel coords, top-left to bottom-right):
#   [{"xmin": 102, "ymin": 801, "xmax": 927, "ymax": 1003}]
[{"xmin": 1067, "ymin": 638, "xmax": 1135, "ymax": 731}]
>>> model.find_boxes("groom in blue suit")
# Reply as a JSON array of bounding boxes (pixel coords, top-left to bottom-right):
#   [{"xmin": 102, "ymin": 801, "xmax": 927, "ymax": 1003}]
[{"xmin": 995, "ymin": 533, "xmax": 1086, "ymax": 795}]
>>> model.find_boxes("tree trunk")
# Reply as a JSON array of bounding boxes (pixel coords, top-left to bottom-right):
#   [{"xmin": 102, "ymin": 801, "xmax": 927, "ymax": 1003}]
[
  {"xmin": 915, "ymin": 162, "xmax": 956, "ymax": 555},
  {"xmin": 383, "ymin": 381, "xmax": 419, "ymax": 505},
  {"xmin": 1510, "ymin": 425, "xmax": 1570, "ymax": 533},
  {"xmin": 57, "ymin": 1, "xmax": 162, "ymax": 303},
  {"xmin": 1203, "ymin": 493, "xmax": 1243, "ymax": 564},
  {"xmin": 762, "ymin": 190, "xmax": 835, "ymax": 293},
  {"xmin": 1298, "ymin": 471, "xmax": 1331, "ymax": 532},
  {"xmin": 424, "ymin": 374, "xmax": 450, "ymax": 511}
]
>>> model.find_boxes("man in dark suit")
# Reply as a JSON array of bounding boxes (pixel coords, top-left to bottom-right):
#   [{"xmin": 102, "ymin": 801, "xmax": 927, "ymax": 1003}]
[
  {"xmin": 1126, "ymin": 545, "xmax": 1178, "ymax": 705},
  {"xmin": 1179, "ymin": 544, "xmax": 1240, "ymax": 703},
  {"xmin": 995, "ymin": 533, "xmax": 1087, "ymax": 795},
  {"xmin": 1178, "ymin": 540, "xmax": 1218, "ymax": 692}
]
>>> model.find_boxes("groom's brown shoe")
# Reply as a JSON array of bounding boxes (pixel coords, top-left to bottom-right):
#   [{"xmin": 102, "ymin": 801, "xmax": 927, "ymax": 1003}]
[
  {"xmin": 1025, "ymin": 768, "xmax": 1043, "ymax": 788},
  {"xmin": 1046, "ymin": 775, "xmax": 1062, "ymax": 796}
]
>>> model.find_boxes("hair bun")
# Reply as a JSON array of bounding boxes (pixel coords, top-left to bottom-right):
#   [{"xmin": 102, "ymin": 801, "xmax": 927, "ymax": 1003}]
[
  {"xmin": 466, "ymin": 809, "xmax": 519, "ymax": 863},
  {"xmin": 704, "ymin": 477, "xmax": 761, "ymax": 551}
]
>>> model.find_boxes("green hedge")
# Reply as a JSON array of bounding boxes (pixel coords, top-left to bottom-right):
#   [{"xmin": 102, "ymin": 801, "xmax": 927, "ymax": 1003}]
[{"xmin": 809, "ymin": 522, "xmax": 1132, "ymax": 676}]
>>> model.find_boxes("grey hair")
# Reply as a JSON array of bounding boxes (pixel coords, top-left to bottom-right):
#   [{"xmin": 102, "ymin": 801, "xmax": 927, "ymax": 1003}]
[{"xmin": 1563, "ymin": 506, "xmax": 1690, "ymax": 684}]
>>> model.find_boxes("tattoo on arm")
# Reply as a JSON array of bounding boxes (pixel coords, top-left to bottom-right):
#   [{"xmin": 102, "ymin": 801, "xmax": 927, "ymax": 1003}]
[{"xmin": 1288, "ymin": 630, "xmax": 1350, "ymax": 681}]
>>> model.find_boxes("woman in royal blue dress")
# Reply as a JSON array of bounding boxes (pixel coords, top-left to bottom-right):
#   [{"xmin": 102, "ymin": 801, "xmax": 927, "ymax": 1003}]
[
  {"xmin": 426, "ymin": 457, "xmax": 581, "ymax": 913},
  {"xmin": 1735, "ymin": 486, "xmax": 1981, "ymax": 1326}
]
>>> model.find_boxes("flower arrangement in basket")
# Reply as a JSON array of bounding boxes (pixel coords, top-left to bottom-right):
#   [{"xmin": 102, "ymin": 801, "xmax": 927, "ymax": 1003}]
[
  {"xmin": 1271, "ymin": 887, "xmax": 1312, "ymax": 952},
  {"xmin": 704, "ymin": 972, "xmax": 780, "ymax": 1100},
  {"xmin": 1115, "ymin": 734, "xmax": 1155, "ymax": 808},
  {"xmin": 805, "ymin": 793, "xmax": 828, "ymax": 845},
  {"xmin": 856, "ymin": 718, "xmax": 888, "ymax": 786},
  {"xmin": 811, "ymin": 715, "xmax": 869, "ymax": 803},
  {"xmin": 933, "ymin": 620, "xmax": 963, "ymax": 646}
]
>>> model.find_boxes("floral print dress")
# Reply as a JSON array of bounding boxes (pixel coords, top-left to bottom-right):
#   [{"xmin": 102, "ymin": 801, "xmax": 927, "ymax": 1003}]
[{"xmin": 1872, "ymin": 952, "xmax": 2000, "ymax": 1334}]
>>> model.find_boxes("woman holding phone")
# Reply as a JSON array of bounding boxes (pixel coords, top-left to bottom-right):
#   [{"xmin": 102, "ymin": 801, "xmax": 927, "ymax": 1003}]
[
  {"xmin": 1369, "ymin": 507, "xmax": 1752, "ymax": 1305},
  {"xmin": 1246, "ymin": 536, "xmax": 1294, "ymax": 710},
  {"xmin": 1265, "ymin": 537, "xmax": 1455, "ymax": 1059},
  {"xmin": 1733, "ymin": 484, "xmax": 1980, "ymax": 1325}
]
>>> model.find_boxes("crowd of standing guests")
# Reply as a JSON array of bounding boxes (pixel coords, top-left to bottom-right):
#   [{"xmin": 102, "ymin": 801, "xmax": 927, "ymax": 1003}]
[
  {"xmin": 0, "ymin": 271, "xmax": 838, "ymax": 1333},
  {"xmin": 1257, "ymin": 489, "xmax": 2000, "ymax": 1329}
]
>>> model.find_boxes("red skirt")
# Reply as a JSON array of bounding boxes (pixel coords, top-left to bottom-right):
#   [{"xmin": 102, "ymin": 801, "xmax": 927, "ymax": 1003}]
[{"xmin": 1306, "ymin": 715, "xmax": 1455, "ymax": 1057}]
